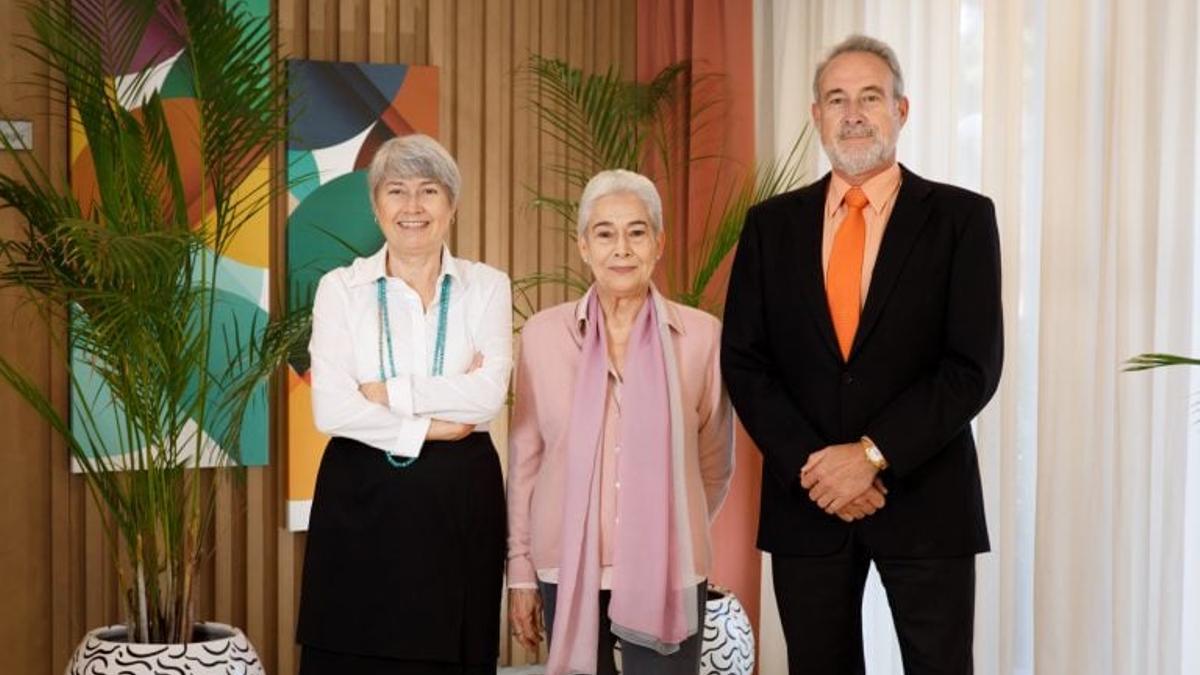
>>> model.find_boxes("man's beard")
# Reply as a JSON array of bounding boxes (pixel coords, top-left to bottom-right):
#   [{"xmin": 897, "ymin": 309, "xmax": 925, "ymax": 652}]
[{"xmin": 824, "ymin": 124, "xmax": 896, "ymax": 177}]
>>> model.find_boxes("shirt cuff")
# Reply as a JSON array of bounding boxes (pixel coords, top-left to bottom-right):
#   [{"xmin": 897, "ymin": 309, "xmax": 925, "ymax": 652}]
[
  {"xmin": 391, "ymin": 416, "xmax": 431, "ymax": 458},
  {"xmin": 507, "ymin": 554, "xmax": 537, "ymax": 587},
  {"xmin": 386, "ymin": 375, "xmax": 415, "ymax": 417},
  {"xmin": 507, "ymin": 582, "xmax": 538, "ymax": 590}
]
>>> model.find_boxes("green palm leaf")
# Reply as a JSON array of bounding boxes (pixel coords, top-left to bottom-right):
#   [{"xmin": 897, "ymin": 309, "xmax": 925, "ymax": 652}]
[
  {"xmin": 1124, "ymin": 353, "xmax": 1200, "ymax": 371},
  {"xmin": 683, "ymin": 130, "xmax": 814, "ymax": 310},
  {"xmin": 525, "ymin": 55, "xmax": 687, "ymax": 183}
]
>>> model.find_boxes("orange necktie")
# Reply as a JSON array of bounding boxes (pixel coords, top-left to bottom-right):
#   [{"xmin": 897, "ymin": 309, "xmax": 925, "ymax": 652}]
[{"xmin": 826, "ymin": 186, "xmax": 868, "ymax": 360}]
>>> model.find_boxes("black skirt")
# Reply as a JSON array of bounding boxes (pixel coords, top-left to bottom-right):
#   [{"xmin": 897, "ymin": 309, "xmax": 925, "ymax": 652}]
[{"xmin": 296, "ymin": 433, "xmax": 506, "ymax": 671}]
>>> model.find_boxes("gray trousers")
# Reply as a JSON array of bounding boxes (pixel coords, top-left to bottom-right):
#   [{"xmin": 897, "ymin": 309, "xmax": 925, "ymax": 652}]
[{"xmin": 539, "ymin": 581, "xmax": 706, "ymax": 675}]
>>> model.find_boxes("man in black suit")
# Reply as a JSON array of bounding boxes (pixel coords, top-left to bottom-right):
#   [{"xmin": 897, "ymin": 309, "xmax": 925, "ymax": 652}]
[{"xmin": 721, "ymin": 34, "xmax": 1002, "ymax": 675}]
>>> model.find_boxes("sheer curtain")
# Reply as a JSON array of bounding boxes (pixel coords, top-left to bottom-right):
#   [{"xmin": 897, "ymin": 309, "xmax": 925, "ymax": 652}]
[{"xmin": 752, "ymin": 1, "xmax": 1200, "ymax": 673}]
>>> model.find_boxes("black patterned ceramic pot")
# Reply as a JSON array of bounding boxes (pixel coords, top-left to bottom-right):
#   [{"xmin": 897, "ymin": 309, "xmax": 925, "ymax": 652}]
[
  {"xmin": 701, "ymin": 585, "xmax": 755, "ymax": 675},
  {"xmin": 64, "ymin": 622, "xmax": 264, "ymax": 675}
]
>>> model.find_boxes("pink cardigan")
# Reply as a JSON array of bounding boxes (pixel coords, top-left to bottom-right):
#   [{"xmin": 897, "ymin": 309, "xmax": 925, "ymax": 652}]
[{"xmin": 506, "ymin": 290, "xmax": 735, "ymax": 588}]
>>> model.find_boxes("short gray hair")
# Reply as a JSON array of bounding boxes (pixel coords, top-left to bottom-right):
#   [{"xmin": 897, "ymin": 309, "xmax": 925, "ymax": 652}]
[
  {"xmin": 812, "ymin": 34, "xmax": 905, "ymax": 102},
  {"xmin": 577, "ymin": 169, "xmax": 663, "ymax": 237},
  {"xmin": 367, "ymin": 134, "xmax": 461, "ymax": 206}
]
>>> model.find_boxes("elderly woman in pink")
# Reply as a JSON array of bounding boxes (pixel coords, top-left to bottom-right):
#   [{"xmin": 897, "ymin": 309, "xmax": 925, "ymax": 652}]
[{"xmin": 506, "ymin": 169, "xmax": 735, "ymax": 675}]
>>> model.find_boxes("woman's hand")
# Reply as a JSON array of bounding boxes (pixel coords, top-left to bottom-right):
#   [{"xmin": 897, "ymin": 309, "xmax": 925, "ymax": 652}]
[
  {"xmin": 508, "ymin": 588, "xmax": 544, "ymax": 651},
  {"xmin": 358, "ymin": 385, "xmax": 473, "ymax": 440},
  {"xmin": 358, "ymin": 381, "xmax": 389, "ymax": 406},
  {"xmin": 369, "ymin": 352, "xmax": 484, "ymax": 441},
  {"xmin": 426, "ymin": 419, "xmax": 474, "ymax": 441},
  {"xmin": 423, "ymin": 353, "xmax": 484, "ymax": 442}
]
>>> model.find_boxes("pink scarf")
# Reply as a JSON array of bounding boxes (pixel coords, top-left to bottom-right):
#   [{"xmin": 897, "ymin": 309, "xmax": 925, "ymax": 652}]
[{"xmin": 547, "ymin": 288, "xmax": 698, "ymax": 675}]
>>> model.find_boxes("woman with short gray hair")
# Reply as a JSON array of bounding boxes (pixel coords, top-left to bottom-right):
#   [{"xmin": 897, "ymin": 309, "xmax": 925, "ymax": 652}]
[
  {"xmin": 575, "ymin": 168, "xmax": 664, "ymax": 236},
  {"xmin": 506, "ymin": 169, "xmax": 734, "ymax": 675},
  {"xmin": 297, "ymin": 133, "xmax": 512, "ymax": 675}
]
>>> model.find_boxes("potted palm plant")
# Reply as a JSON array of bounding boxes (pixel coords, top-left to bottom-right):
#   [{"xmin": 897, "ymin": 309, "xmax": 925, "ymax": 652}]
[{"xmin": 0, "ymin": 0, "xmax": 303, "ymax": 671}]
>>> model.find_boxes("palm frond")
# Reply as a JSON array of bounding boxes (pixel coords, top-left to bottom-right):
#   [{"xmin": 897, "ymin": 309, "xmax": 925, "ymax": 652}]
[
  {"xmin": 524, "ymin": 55, "xmax": 679, "ymax": 173},
  {"xmin": 178, "ymin": 0, "xmax": 288, "ymax": 256},
  {"xmin": 213, "ymin": 308, "xmax": 312, "ymax": 463},
  {"xmin": 309, "ymin": 224, "xmax": 375, "ymax": 260},
  {"xmin": 1124, "ymin": 353, "xmax": 1200, "ymax": 372},
  {"xmin": 682, "ymin": 129, "xmax": 814, "ymax": 308},
  {"xmin": 512, "ymin": 266, "xmax": 591, "ymax": 322},
  {"xmin": 527, "ymin": 192, "xmax": 581, "ymax": 234}
]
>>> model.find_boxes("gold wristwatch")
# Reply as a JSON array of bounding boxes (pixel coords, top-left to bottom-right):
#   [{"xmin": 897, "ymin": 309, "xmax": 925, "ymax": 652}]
[{"xmin": 862, "ymin": 436, "xmax": 888, "ymax": 471}]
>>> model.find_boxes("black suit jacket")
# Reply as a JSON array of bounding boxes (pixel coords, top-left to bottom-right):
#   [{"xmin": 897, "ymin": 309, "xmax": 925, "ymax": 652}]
[{"xmin": 721, "ymin": 166, "xmax": 1003, "ymax": 558}]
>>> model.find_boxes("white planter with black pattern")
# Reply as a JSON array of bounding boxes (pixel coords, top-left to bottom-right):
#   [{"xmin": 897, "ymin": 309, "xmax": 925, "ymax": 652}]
[
  {"xmin": 700, "ymin": 585, "xmax": 755, "ymax": 675},
  {"xmin": 65, "ymin": 622, "xmax": 264, "ymax": 675}
]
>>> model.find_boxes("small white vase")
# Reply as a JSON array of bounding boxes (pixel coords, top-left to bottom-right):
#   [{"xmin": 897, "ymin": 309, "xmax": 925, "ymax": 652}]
[
  {"xmin": 65, "ymin": 622, "xmax": 264, "ymax": 675},
  {"xmin": 701, "ymin": 585, "xmax": 756, "ymax": 675}
]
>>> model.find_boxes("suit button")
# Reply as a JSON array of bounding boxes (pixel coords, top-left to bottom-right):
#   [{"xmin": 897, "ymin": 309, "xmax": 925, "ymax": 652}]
[{"xmin": 843, "ymin": 373, "xmax": 854, "ymax": 385}]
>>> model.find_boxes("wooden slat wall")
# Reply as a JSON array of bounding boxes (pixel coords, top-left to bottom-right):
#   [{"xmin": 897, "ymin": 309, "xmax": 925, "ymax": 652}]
[
  {"xmin": 0, "ymin": 2, "xmax": 78, "ymax": 674},
  {"xmin": 0, "ymin": 1, "xmax": 636, "ymax": 673}
]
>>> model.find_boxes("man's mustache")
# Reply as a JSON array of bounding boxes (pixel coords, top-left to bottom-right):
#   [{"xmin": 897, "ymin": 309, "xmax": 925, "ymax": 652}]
[{"xmin": 838, "ymin": 125, "xmax": 877, "ymax": 140}]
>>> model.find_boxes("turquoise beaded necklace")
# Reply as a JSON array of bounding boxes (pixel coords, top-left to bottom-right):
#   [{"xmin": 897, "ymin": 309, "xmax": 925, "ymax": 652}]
[{"xmin": 376, "ymin": 273, "xmax": 452, "ymax": 468}]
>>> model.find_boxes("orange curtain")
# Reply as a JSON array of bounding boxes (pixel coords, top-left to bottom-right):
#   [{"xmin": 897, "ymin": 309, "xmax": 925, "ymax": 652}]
[{"xmin": 637, "ymin": 0, "xmax": 763, "ymax": 659}]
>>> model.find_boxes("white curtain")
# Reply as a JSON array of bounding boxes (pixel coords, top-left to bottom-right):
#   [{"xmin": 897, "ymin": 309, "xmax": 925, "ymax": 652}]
[{"xmin": 752, "ymin": 1, "xmax": 1200, "ymax": 673}]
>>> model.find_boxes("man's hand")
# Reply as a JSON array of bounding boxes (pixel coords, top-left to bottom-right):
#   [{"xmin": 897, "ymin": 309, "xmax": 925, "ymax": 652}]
[
  {"xmin": 831, "ymin": 478, "xmax": 888, "ymax": 522},
  {"xmin": 358, "ymin": 380, "xmax": 389, "ymax": 406},
  {"xmin": 800, "ymin": 442, "xmax": 880, "ymax": 514},
  {"xmin": 508, "ymin": 588, "xmax": 544, "ymax": 651}
]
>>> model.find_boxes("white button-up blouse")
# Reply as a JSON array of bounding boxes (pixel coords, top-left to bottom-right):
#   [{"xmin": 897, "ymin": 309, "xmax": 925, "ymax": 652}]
[{"xmin": 308, "ymin": 244, "xmax": 513, "ymax": 457}]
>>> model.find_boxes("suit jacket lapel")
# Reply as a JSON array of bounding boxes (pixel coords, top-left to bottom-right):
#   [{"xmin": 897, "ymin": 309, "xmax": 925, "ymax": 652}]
[
  {"xmin": 791, "ymin": 174, "xmax": 842, "ymax": 361},
  {"xmin": 850, "ymin": 165, "xmax": 934, "ymax": 358}
]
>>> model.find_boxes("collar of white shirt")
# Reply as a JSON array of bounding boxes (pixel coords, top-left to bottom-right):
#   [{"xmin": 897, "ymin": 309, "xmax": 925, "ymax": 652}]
[{"xmin": 344, "ymin": 243, "xmax": 465, "ymax": 290}]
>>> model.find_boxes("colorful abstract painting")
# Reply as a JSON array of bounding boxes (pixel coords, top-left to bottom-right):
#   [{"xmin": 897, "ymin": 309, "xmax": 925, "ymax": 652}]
[
  {"xmin": 285, "ymin": 60, "xmax": 439, "ymax": 530},
  {"xmin": 68, "ymin": 0, "xmax": 272, "ymax": 469}
]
